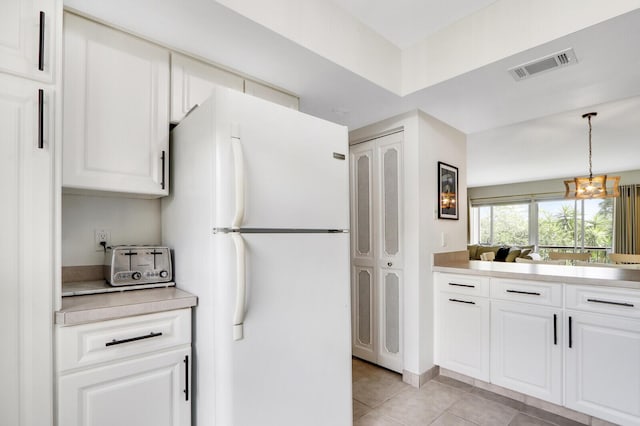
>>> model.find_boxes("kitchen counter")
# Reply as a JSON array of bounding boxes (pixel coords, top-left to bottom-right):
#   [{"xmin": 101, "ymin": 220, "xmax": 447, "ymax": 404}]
[
  {"xmin": 56, "ymin": 287, "xmax": 198, "ymax": 325},
  {"xmin": 434, "ymin": 252, "xmax": 640, "ymax": 290}
]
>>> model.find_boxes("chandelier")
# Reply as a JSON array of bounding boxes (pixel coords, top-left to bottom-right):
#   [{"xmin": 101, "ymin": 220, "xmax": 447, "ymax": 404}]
[{"xmin": 564, "ymin": 112, "xmax": 620, "ymax": 199}]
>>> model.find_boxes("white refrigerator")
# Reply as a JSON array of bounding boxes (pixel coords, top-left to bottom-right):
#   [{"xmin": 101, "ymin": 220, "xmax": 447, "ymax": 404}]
[{"xmin": 161, "ymin": 87, "xmax": 352, "ymax": 426}]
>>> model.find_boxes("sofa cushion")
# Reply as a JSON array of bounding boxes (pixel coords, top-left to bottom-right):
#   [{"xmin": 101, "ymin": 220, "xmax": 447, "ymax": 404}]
[
  {"xmin": 467, "ymin": 244, "xmax": 480, "ymax": 260},
  {"xmin": 505, "ymin": 249, "xmax": 522, "ymax": 262}
]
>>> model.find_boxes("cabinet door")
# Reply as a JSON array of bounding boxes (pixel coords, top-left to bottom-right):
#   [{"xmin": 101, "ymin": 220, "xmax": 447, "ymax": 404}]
[
  {"xmin": 0, "ymin": 74, "xmax": 53, "ymax": 426},
  {"xmin": 0, "ymin": 0, "xmax": 57, "ymax": 82},
  {"xmin": 436, "ymin": 292, "xmax": 490, "ymax": 381},
  {"xmin": 491, "ymin": 301, "xmax": 562, "ymax": 404},
  {"xmin": 565, "ymin": 311, "xmax": 640, "ymax": 426},
  {"xmin": 244, "ymin": 79, "xmax": 299, "ymax": 110},
  {"xmin": 63, "ymin": 13, "xmax": 169, "ymax": 197},
  {"xmin": 58, "ymin": 347, "xmax": 191, "ymax": 426},
  {"xmin": 170, "ymin": 52, "xmax": 243, "ymax": 122}
]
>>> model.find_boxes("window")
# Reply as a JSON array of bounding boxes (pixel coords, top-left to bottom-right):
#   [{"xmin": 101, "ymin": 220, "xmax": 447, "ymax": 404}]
[
  {"xmin": 470, "ymin": 198, "xmax": 614, "ymax": 261},
  {"xmin": 471, "ymin": 203, "xmax": 530, "ymax": 245}
]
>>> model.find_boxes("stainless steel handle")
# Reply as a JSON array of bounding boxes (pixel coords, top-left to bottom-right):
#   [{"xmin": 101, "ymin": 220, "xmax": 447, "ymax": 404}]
[{"xmin": 38, "ymin": 11, "xmax": 45, "ymax": 71}]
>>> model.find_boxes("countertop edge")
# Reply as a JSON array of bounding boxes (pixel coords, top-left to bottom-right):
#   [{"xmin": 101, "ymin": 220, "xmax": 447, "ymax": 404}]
[
  {"xmin": 55, "ymin": 288, "xmax": 198, "ymax": 326},
  {"xmin": 433, "ymin": 261, "xmax": 640, "ymax": 291}
]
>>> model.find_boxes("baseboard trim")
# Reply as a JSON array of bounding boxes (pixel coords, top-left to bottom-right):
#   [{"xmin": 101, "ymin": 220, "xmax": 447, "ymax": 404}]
[{"xmin": 402, "ymin": 365, "xmax": 440, "ymax": 388}]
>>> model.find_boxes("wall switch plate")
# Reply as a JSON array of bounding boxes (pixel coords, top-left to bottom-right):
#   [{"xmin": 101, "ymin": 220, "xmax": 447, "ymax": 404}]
[{"xmin": 95, "ymin": 229, "xmax": 111, "ymax": 251}]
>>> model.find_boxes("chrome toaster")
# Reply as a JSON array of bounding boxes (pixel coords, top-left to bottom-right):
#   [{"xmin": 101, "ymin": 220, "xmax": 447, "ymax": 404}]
[{"xmin": 104, "ymin": 246, "xmax": 173, "ymax": 286}]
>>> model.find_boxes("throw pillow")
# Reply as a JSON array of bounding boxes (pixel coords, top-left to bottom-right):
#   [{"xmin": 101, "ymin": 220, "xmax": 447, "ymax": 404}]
[
  {"xmin": 495, "ymin": 247, "xmax": 510, "ymax": 262},
  {"xmin": 505, "ymin": 249, "xmax": 522, "ymax": 262}
]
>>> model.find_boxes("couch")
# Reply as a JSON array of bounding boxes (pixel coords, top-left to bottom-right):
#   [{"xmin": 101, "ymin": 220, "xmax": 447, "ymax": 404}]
[{"xmin": 467, "ymin": 244, "xmax": 536, "ymax": 262}]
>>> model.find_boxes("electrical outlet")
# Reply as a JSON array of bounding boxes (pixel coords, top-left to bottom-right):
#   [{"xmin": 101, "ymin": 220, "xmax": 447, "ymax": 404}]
[{"xmin": 95, "ymin": 229, "xmax": 111, "ymax": 251}]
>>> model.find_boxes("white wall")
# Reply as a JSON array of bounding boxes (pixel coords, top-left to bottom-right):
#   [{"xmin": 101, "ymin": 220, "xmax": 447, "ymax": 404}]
[
  {"xmin": 417, "ymin": 111, "xmax": 467, "ymax": 372},
  {"xmin": 468, "ymin": 169, "xmax": 640, "ymax": 203},
  {"xmin": 62, "ymin": 194, "xmax": 161, "ymax": 266},
  {"xmin": 349, "ymin": 109, "xmax": 467, "ymax": 377}
]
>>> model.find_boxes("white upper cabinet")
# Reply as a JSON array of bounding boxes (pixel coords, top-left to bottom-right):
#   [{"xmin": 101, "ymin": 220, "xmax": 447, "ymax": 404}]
[
  {"xmin": 244, "ymin": 79, "xmax": 299, "ymax": 110},
  {"xmin": 63, "ymin": 12, "xmax": 170, "ymax": 197},
  {"xmin": 170, "ymin": 52, "xmax": 243, "ymax": 123},
  {"xmin": 0, "ymin": 0, "xmax": 57, "ymax": 83}
]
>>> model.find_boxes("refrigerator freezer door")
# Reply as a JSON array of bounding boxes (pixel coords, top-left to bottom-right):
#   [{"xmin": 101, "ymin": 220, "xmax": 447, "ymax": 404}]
[
  {"xmin": 211, "ymin": 88, "xmax": 349, "ymax": 230},
  {"xmin": 213, "ymin": 232, "xmax": 352, "ymax": 426}
]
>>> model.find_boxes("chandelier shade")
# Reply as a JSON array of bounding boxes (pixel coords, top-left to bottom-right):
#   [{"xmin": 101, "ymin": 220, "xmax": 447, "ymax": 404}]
[{"xmin": 564, "ymin": 112, "xmax": 620, "ymax": 200}]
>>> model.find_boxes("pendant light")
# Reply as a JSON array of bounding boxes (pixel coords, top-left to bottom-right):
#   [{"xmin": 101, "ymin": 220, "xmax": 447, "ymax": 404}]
[{"xmin": 563, "ymin": 112, "xmax": 620, "ymax": 199}]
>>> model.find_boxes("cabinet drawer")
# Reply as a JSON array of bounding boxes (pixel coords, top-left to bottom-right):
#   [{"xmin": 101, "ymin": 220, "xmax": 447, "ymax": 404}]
[
  {"xmin": 56, "ymin": 308, "xmax": 191, "ymax": 373},
  {"xmin": 491, "ymin": 278, "xmax": 562, "ymax": 307},
  {"xmin": 436, "ymin": 273, "xmax": 489, "ymax": 297},
  {"xmin": 566, "ymin": 285, "xmax": 640, "ymax": 318}
]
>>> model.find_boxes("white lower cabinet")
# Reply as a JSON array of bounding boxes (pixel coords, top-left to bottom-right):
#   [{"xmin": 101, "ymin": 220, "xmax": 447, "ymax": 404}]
[
  {"xmin": 436, "ymin": 292, "xmax": 490, "ymax": 381},
  {"xmin": 56, "ymin": 309, "xmax": 192, "ymax": 426},
  {"xmin": 58, "ymin": 347, "xmax": 191, "ymax": 426},
  {"xmin": 490, "ymin": 301, "xmax": 562, "ymax": 404},
  {"xmin": 565, "ymin": 310, "xmax": 640, "ymax": 426},
  {"xmin": 435, "ymin": 273, "xmax": 640, "ymax": 425}
]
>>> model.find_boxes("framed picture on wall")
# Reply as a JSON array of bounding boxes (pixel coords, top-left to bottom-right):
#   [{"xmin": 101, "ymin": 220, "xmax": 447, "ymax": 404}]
[{"xmin": 438, "ymin": 161, "xmax": 458, "ymax": 220}]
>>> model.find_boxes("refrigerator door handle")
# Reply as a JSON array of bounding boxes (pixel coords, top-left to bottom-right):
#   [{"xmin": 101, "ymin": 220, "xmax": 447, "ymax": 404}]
[
  {"xmin": 231, "ymin": 124, "xmax": 245, "ymax": 229},
  {"xmin": 231, "ymin": 233, "xmax": 246, "ymax": 340}
]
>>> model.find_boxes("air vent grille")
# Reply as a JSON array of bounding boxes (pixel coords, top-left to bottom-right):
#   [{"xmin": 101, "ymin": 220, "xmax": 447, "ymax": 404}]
[{"xmin": 508, "ymin": 48, "xmax": 578, "ymax": 81}]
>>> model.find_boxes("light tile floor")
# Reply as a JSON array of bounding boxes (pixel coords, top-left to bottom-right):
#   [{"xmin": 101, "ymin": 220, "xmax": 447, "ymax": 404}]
[{"xmin": 351, "ymin": 358, "xmax": 595, "ymax": 426}]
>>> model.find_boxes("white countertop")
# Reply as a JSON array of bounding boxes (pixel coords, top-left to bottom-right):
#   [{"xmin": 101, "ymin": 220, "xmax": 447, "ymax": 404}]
[
  {"xmin": 56, "ymin": 287, "xmax": 198, "ymax": 325},
  {"xmin": 433, "ymin": 260, "xmax": 640, "ymax": 290}
]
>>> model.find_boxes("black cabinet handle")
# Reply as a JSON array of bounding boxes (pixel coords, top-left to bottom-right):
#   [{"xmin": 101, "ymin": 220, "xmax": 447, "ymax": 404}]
[
  {"xmin": 586, "ymin": 298, "xmax": 634, "ymax": 307},
  {"xmin": 105, "ymin": 331, "xmax": 162, "ymax": 347},
  {"xmin": 184, "ymin": 355, "xmax": 190, "ymax": 401},
  {"xmin": 38, "ymin": 89, "xmax": 44, "ymax": 149},
  {"xmin": 553, "ymin": 314, "xmax": 557, "ymax": 345},
  {"xmin": 448, "ymin": 282, "xmax": 475, "ymax": 288},
  {"xmin": 161, "ymin": 150, "xmax": 166, "ymax": 190},
  {"xmin": 568, "ymin": 316, "xmax": 573, "ymax": 348},
  {"xmin": 506, "ymin": 289, "xmax": 541, "ymax": 296},
  {"xmin": 38, "ymin": 11, "xmax": 45, "ymax": 71},
  {"xmin": 449, "ymin": 298, "xmax": 475, "ymax": 305}
]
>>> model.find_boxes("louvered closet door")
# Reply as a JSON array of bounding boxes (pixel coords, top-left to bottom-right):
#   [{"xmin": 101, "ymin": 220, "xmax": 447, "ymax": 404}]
[
  {"xmin": 350, "ymin": 132, "xmax": 403, "ymax": 373},
  {"xmin": 350, "ymin": 141, "xmax": 376, "ymax": 363}
]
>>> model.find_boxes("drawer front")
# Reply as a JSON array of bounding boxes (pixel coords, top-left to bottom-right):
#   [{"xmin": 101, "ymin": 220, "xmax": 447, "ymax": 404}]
[
  {"xmin": 436, "ymin": 273, "xmax": 489, "ymax": 297},
  {"xmin": 57, "ymin": 308, "xmax": 191, "ymax": 373},
  {"xmin": 566, "ymin": 285, "xmax": 640, "ymax": 318},
  {"xmin": 491, "ymin": 278, "xmax": 562, "ymax": 307}
]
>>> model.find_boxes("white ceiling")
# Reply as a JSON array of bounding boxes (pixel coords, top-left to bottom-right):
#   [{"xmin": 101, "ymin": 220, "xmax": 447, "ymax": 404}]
[
  {"xmin": 64, "ymin": 0, "xmax": 640, "ymax": 188},
  {"xmin": 330, "ymin": 0, "xmax": 498, "ymax": 48}
]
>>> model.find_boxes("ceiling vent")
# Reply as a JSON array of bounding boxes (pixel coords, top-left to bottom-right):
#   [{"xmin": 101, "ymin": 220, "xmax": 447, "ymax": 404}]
[{"xmin": 508, "ymin": 48, "xmax": 578, "ymax": 81}]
